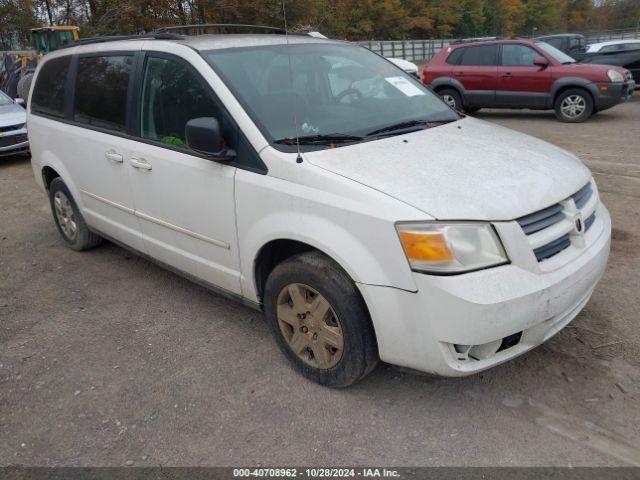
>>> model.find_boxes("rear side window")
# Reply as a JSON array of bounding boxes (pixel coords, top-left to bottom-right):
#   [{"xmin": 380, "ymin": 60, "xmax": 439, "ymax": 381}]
[
  {"xmin": 140, "ymin": 56, "xmax": 229, "ymax": 150},
  {"xmin": 31, "ymin": 56, "xmax": 70, "ymax": 117},
  {"xmin": 74, "ymin": 55, "xmax": 132, "ymax": 132},
  {"xmin": 459, "ymin": 45, "xmax": 497, "ymax": 66},
  {"xmin": 501, "ymin": 44, "xmax": 539, "ymax": 66},
  {"xmin": 446, "ymin": 48, "xmax": 465, "ymax": 65}
]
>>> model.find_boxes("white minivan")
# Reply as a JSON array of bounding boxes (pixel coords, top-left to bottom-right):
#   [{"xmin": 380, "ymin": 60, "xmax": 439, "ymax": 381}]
[{"xmin": 28, "ymin": 31, "xmax": 611, "ymax": 386}]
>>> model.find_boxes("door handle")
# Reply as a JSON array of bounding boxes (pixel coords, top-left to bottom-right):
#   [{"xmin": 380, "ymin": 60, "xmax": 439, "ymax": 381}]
[
  {"xmin": 501, "ymin": 72, "xmax": 512, "ymax": 77},
  {"xmin": 455, "ymin": 71, "xmax": 465, "ymax": 76},
  {"xmin": 130, "ymin": 157, "xmax": 152, "ymax": 171},
  {"xmin": 105, "ymin": 151, "xmax": 123, "ymax": 163}
]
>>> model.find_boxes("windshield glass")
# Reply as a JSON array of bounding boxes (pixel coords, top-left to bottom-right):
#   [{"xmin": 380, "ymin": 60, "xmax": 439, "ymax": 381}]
[
  {"xmin": 0, "ymin": 91, "xmax": 13, "ymax": 106},
  {"xmin": 536, "ymin": 41, "xmax": 576, "ymax": 64},
  {"xmin": 203, "ymin": 43, "xmax": 458, "ymax": 149}
]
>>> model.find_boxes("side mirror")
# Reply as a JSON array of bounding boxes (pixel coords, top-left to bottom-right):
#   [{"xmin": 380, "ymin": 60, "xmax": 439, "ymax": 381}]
[
  {"xmin": 185, "ymin": 117, "xmax": 236, "ymax": 161},
  {"xmin": 14, "ymin": 98, "xmax": 25, "ymax": 106},
  {"xmin": 533, "ymin": 56, "xmax": 549, "ymax": 67}
]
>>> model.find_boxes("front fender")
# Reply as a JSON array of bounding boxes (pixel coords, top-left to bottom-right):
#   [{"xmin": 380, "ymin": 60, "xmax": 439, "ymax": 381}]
[{"xmin": 234, "ymin": 168, "xmax": 424, "ymax": 303}]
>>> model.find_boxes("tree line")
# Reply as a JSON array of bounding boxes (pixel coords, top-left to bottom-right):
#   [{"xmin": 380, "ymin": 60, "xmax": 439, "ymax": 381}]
[{"xmin": 1, "ymin": 0, "xmax": 639, "ymax": 49}]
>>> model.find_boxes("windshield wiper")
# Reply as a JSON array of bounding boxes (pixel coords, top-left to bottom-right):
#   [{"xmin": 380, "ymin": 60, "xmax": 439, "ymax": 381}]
[
  {"xmin": 366, "ymin": 120, "xmax": 428, "ymax": 137},
  {"xmin": 366, "ymin": 119, "xmax": 455, "ymax": 137},
  {"xmin": 274, "ymin": 133, "xmax": 364, "ymax": 145}
]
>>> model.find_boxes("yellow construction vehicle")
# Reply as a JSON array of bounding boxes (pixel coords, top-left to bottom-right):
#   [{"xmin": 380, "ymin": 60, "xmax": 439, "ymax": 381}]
[{"xmin": 1, "ymin": 26, "xmax": 80, "ymax": 100}]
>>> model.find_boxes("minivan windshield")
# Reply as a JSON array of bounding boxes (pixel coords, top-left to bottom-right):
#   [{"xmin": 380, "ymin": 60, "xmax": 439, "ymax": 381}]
[
  {"xmin": 536, "ymin": 41, "xmax": 576, "ymax": 64},
  {"xmin": 204, "ymin": 43, "xmax": 459, "ymax": 149}
]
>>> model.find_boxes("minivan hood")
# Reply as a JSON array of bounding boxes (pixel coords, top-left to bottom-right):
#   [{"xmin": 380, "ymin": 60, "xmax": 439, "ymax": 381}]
[{"xmin": 304, "ymin": 117, "xmax": 591, "ymax": 220}]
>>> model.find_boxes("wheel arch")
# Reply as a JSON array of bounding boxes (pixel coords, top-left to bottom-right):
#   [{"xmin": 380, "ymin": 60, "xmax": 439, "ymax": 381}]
[
  {"xmin": 551, "ymin": 78, "xmax": 597, "ymax": 107},
  {"xmin": 431, "ymin": 77, "xmax": 466, "ymax": 96}
]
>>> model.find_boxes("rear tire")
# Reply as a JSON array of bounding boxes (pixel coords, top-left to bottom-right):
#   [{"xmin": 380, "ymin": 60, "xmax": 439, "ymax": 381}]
[
  {"xmin": 263, "ymin": 251, "xmax": 379, "ymax": 387},
  {"xmin": 49, "ymin": 177, "xmax": 102, "ymax": 251},
  {"xmin": 439, "ymin": 88, "xmax": 463, "ymax": 112},
  {"xmin": 554, "ymin": 88, "xmax": 593, "ymax": 123}
]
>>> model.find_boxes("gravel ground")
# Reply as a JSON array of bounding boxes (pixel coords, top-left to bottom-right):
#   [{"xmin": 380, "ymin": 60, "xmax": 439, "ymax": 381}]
[{"xmin": 1, "ymin": 98, "xmax": 639, "ymax": 467}]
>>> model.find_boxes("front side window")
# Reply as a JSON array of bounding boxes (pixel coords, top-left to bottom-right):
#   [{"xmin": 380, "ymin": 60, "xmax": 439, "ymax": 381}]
[
  {"xmin": 31, "ymin": 55, "xmax": 70, "ymax": 117},
  {"xmin": 536, "ymin": 42, "xmax": 575, "ymax": 64},
  {"xmin": 501, "ymin": 44, "xmax": 539, "ymax": 66},
  {"xmin": 140, "ymin": 56, "xmax": 224, "ymax": 149},
  {"xmin": 74, "ymin": 55, "xmax": 132, "ymax": 132},
  {"xmin": 204, "ymin": 43, "xmax": 458, "ymax": 150},
  {"xmin": 459, "ymin": 45, "xmax": 498, "ymax": 66}
]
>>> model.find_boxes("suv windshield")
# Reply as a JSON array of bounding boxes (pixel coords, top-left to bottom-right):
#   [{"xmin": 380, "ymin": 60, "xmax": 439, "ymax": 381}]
[
  {"xmin": 536, "ymin": 41, "xmax": 576, "ymax": 64},
  {"xmin": 204, "ymin": 43, "xmax": 458, "ymax": 150}
]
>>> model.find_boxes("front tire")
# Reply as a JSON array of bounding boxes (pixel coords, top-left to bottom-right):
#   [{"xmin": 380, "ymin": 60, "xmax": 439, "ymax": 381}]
[
  {"xmin": 554, "ymin": 88, "xmax": 593, "ymax": 123},
  {"xmin": 263, "ymin": 251, "xmax": 379, "ymax": 387},
  {"xmin": 49, "ymin": 177, "xmax": 102, "ymax": 251}
]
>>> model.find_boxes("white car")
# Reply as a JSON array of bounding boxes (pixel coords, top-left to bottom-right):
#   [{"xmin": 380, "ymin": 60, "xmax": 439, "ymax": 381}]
[
  {"xmin": 0, "ymin": 91, "xmax": 28, "ymax": 157},
  {"xmin": 387, "ymin": 57, "xmax": 420, "ymax": 78},
  {"xmin": 28, "ymin": 32, "xmax": 611, "ymax": 386},
  {"xmin": 586, "ymin": 39, "xmax": 640, "ymax": 53}
]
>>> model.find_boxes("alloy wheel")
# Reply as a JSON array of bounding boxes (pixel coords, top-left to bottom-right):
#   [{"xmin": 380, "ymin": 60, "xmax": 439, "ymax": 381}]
[
  {"xmin": 442, "ymin": 94, "xmax": 457, "ymax": 109},
  {"xmin": 276, "ymin": 283, "xmax": 344, "ymax": 369},
  {"xmin": 53, "ymin": 191, "xmax": 78, "ymax": 241},
  {"xmin": 560, "ymin": 95, "xmax": 586, "ymax": 119}
]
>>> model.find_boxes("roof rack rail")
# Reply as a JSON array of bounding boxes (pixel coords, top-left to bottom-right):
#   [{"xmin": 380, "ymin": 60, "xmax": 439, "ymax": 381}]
[
  {"xmin": 63, "ymin": 32, "xmax": 184, "ymax": 48},
  {"xmin": 450, "ymin": 36, "xmax": 503, "ymax": 45},
  {"xmin": 154, "ymin": 24, "xmax": 287, "ymax": 35}
]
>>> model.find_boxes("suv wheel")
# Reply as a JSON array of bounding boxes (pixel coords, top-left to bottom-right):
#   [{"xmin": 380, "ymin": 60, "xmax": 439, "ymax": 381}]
[
  {"xmin": 263, "ymin": 251, "xmax": 379, "ymax": 387},
  {"xmin": 439, "ymin": 88, "xmax": 462, "ymax": 111},
  {"xmin": 49, "ymin": 177, "xmax": 102, "ymax": 251},
  {"xmin": 554, "ymin": 89, "xmax": 593, "ymax": 123}
]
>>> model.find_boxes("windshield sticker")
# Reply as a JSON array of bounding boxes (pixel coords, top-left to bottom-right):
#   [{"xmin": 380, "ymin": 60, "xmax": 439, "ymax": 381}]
[{"xmin": 384, "ymin": 76, "xmax": 426, "ymax": 97}]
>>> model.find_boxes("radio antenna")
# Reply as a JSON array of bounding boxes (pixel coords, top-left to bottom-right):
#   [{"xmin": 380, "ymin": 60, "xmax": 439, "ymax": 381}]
[{"xmin": 281, "ymin": 0, "xmax": 303, "ymax": 163}]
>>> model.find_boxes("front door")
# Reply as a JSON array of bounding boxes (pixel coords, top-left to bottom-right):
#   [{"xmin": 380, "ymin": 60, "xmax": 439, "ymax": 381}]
[
  {"xmin": 496, "ymin": 44, "xmax": 552, "ymax": 108},
  {"xmin": 127, "ymin": 53, "xmax": 241, "ymax": 294}
]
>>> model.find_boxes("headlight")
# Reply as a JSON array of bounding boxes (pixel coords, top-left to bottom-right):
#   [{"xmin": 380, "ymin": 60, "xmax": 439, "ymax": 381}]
[
  {"xmin": 607, "ymin": 69, "xmax": 624, "ymax": 82},
  {"xmin": 396, "ymin": 222, "xmax": 508, "ymax": 274}
]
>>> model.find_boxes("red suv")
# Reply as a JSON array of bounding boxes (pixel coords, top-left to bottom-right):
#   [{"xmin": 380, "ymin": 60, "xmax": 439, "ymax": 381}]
[{"xmin": 423, "ymin": 38, "xmax": 635, "ymax": 122}]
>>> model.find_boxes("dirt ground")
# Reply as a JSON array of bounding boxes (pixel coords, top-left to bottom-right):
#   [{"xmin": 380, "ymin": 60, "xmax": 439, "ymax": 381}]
[{"xmin": 1, "ymin": 98, "xmax": 639, "ymax": 467}]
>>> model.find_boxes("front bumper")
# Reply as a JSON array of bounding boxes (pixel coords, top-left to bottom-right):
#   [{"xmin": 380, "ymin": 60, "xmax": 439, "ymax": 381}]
[
  {"xmin": 589, "ymin": 80, "xmax": 635, "ymax": 111},
  {"xmin": 0, "ymin": 129, "xmax": 29, "ymax": 157},
  {"xmin": 358, "ymin": 203, "xmax": 611, "ymax": 376}
]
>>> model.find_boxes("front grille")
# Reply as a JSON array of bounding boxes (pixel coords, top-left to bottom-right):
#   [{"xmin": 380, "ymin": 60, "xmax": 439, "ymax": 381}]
[
  {"xmin": 517, "ymin": 181, "xmax": 598, "ymax": 263},
  {"xmin": 0, "ymin": 123, "xmax": 24, "ymax": 133},
  {"xmin": 0, "ymin": 133, "xmax": 28, "ymax": 147}
]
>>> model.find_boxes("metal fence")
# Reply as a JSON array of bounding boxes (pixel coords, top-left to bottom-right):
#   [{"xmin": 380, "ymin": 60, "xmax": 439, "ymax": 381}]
[
  {"xmin": 357, "ymin": 39, "xmax": 453, "ymax": 62},
  {"xmin": 359, "ymin": 27, "xmax": 640, "ymax": 62}
]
